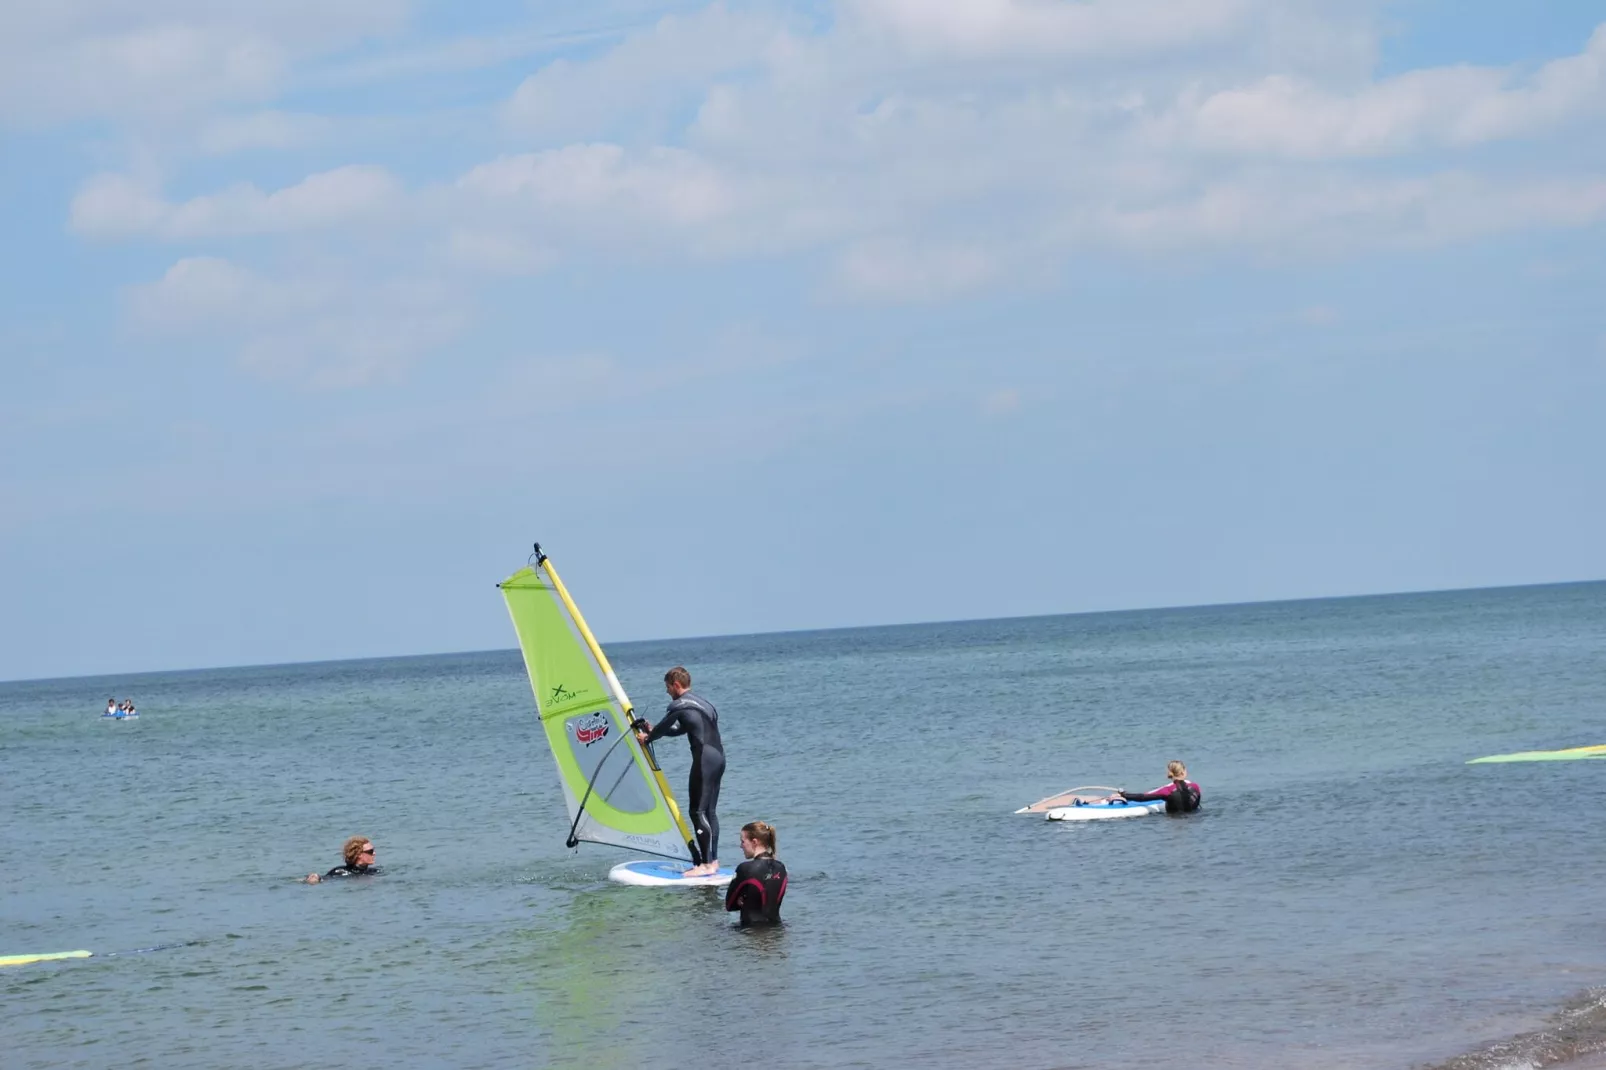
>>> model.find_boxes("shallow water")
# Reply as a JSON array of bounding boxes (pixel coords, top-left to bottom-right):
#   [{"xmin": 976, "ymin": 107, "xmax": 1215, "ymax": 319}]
[{"xmin": 4, "ymin": 581, "xmax": 1606, "ymax": 1069}]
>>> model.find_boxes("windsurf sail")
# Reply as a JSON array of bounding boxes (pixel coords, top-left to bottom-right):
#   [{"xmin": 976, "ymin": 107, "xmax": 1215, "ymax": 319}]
[
  {"xmin": 1467, "ymin": 743, "xmax": 1606, "ymax": 764},
  {"xmin": 1014, "ymin": 786, "xmax": 1124, "ymax": 814},
  {"xmin": 499, "ymin": 544, "xmax": 697, "ymax": 861}
]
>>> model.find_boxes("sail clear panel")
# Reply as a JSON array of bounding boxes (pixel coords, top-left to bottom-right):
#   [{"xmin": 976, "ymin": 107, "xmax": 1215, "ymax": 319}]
[{"xmin": 500, "ymin": 565, "xmax": 691, "ymax": 860}]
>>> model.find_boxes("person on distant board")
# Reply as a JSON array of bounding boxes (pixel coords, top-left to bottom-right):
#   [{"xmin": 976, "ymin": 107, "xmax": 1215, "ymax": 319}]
[
  {"xmin": 1107, "ymin": 761, "xmax": 1201, "ymax": 814},
  {"xmin": 105, "ymin": 699, "xmax": 117, "ymax": 717},
  {"xmin": 304, "ymin": 837, "xmax": 381, "ymax": 883},
  {"xmin": 635, "ymin": 666, "xmax": 726, "ymax": 877},
  {"xmin": 725, "ymin": 821, "xmax": 787, "ymax": 927}
]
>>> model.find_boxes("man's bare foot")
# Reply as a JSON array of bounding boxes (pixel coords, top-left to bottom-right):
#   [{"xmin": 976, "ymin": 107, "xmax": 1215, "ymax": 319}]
[{"xmin": 683, "ymin": 862, "xmax": 719, "ymax": 877}]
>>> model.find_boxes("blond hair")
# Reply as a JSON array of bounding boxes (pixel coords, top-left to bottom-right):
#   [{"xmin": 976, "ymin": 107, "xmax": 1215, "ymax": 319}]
[
  {"xmin": 741, "ymin": 821, "xmax": 776, "ymax": 856},
  {"xmin": 342, "ymin": 836, "xmax": 372, "ymax": 868},
  {"xmin": 1167, "ymin": 760, "xmax": 1188, "ymax": 781}
]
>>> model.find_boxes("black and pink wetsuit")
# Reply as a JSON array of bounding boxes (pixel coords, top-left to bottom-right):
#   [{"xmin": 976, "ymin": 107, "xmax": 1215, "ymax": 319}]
[
  {"xmin": 725, "ymin": 856, "xmax": 787, "ymax": 926},
  {"xmin": 1120, "ymin": 779, "xmax": 1202, "ymax": 814}
]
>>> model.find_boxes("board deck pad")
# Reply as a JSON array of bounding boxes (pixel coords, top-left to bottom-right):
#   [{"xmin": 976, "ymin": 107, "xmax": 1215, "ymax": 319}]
[{"xmin": 608, "ymin": 860, "xmax": 735, "ymax": 887}]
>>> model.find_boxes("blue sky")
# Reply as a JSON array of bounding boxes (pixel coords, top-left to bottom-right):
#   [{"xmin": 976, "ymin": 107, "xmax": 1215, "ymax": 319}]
[{"xmin": 2, "ymin": 0, "xmax": 1603, "ymax": 681}]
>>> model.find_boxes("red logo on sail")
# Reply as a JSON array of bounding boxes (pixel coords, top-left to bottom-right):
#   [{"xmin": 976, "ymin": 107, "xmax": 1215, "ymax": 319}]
[{"xmin": 575, "ymin": 713, "xmax": 610, "ymax": 746}]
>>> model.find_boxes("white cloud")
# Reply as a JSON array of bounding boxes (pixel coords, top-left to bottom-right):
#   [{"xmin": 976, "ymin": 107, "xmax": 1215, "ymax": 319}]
[
  {"xmin": 128, "ymin": 255, "xmax": 466, "ymax": 388},
  {"xmin": 833, "ymin": 240, "xmax": 1000, "ymax": 303},
  {"xmin": 48, "ymin": 1, "xmax": 1606, "ymax": 334},
  {"xmin": 503, "ymin": 3, "xmax": 794, "ymax": 141},
  {"xmin": 458, "ymin": 144, "xmax": 739, "ymax": 236},
  {"xmin": 1096, "ymin": 173, "xmax": 1606, "ymax": 252},
  {"xmin": 1169, "ymin": 24, "xmax": 1606, "ymax": 158},
  {"xmin": 841, "ymin": 0, "xmax": 1256, "ymax": 60},
  {"xmin": 0, "ymin": 1, "xmax": 406, "ymax": 123},
  {"xmin": 196, "ymin": 109, "xmax": 334, "ymax": 154},
  {"xmin": 71, "ymin": 165, "xmax": 403, "ymax": 240},
  {"xmin": 446, "ymin": 229, "xmax": 556, "ymax": 276}
]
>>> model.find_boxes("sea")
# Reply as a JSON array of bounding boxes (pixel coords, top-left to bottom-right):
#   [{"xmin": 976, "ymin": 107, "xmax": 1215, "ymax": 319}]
[{"xmin": 4, "ymin": 580, "xmax": 1606, "ymax": 1070}]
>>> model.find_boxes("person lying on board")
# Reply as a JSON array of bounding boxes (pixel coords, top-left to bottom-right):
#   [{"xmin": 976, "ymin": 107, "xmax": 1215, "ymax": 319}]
[
  {"xmin": 305, "ymin": 837, "xmax": 381, "ymax": 883},
  {"xmin": 1105, "ymin": 761, "xmax": 1201, "ymax": 814},
  {"xmin": 725, "ymin": 821, "xmax": 787, "ymax": 927},
  {"xmin": 635, "ymin": 666, "xmax": 726, "ymax": 878}
]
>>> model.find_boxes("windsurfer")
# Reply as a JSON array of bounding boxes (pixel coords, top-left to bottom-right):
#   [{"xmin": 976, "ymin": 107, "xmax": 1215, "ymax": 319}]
[
  {"xmin": 726, "ymin": 821, "xmax": 787, "ymax": 926},
  {"xmin": 635, "ymin": 666, "xmax": 725, "ymax": 877},
  {"xmin": 1106, "ymin": 761, "xmax": 1202, "ymax": 814}
]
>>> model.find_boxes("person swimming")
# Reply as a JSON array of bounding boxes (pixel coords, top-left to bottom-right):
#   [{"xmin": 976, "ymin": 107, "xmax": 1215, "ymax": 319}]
[
  {"xmin": 304, "ymin": 837, "xmax": 381, "ymax": 883},
  {"xmin": 1107, "ymin": 760, "xmax": 1201, "ymax": 814},
  {"xmin": 725, "ymin": 821, "xmax": 787, "ymax": 927}
]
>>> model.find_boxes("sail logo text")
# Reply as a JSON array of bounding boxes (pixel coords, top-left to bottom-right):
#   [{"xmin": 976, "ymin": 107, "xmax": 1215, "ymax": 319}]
[
  {"xmin": 549, "ymin": 683, "xmax": 579, "ymax": 703},
  {"xmin": 574, "ymin": 713, "xmax": 610, "ymax": 747}
]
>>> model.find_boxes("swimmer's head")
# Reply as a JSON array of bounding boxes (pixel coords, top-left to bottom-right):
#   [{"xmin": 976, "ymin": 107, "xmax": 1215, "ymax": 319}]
[
  {"xmin": 342, "ymin": 835, "xmax": 375, "ymax": 868},
  {"xmin": 1167, "ymin": 760, "xmax": 1188, "ymax": 781},
  {"xmin": 740, "ymin": 821, "xmax": 776, "ymax": 857}
]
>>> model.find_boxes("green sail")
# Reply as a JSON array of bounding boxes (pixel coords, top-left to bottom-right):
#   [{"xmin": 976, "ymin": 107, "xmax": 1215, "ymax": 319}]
[{"xmin": 499, "ymin": 565, "xmax": 691, "ymax": 860}]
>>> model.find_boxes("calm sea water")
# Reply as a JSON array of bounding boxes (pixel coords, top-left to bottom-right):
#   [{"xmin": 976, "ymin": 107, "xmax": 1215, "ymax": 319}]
[{"xmin": 4, "ymin": 582, "xmax": 1606, "ymax": 1069}]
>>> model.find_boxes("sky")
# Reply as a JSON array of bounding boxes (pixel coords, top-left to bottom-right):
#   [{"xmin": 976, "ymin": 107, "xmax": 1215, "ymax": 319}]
[{"xmin": 2, "ymin": 0, "xmax": 1604, "ymax": 682}]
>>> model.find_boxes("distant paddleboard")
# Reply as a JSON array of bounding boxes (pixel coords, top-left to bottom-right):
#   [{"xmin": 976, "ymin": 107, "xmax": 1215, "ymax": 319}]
[
  {"xmin": 1, "ymin": 950, "xmax": 91, "ymax": 968},
  {"xmin": 1468, "ymin": 744, "xmax": 1606, "ymax": 764},
  {"xmin": 608, "ymin": 860, "xmax": 734, "ymax": 887}
]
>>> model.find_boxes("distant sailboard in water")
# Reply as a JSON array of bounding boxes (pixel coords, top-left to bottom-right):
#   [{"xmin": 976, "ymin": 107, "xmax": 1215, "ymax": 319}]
[
  {"xmin": 1467, "ymin": 744, "xmax": 1606, "ymax": 764},
  {"xmin": 0, "ymin": 950, "xmax": 91, "ymax": 968},
  {"xmin": 498, "ymin": 543, "xmax": 730, "ymax": 889},
  {"xmin": 1015, "ymin": 786, "xmax": 1165, "ymax": 821}
]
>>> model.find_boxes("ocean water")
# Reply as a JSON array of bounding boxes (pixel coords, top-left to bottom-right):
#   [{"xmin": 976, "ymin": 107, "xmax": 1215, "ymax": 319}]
[{"xmin": 4, "ymin": 581, "xmax": 1606, "ymax": 1070}]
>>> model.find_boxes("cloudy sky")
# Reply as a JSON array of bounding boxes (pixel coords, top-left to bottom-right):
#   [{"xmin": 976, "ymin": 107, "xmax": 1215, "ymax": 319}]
[{"xmin": 3, "ymin": 0, "xmax": 1603, "ymax": 681}]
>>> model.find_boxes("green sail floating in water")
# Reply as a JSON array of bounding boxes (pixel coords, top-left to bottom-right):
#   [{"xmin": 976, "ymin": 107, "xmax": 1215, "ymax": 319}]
[{"xmin": 1467, "ymin": 744, "xmax": 1606, "ymax": 764}]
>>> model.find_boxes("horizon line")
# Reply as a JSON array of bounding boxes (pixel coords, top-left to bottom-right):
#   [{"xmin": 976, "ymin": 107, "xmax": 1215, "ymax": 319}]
[{"xmin": 4, "ymin": 574, "xmax": 1601, "ymax": 688}]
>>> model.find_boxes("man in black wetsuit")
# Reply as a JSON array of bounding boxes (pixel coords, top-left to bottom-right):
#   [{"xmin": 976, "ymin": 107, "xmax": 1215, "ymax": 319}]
[{"xmin": 636, "ymin": 666, "xmax": 725, "ymax": 877}]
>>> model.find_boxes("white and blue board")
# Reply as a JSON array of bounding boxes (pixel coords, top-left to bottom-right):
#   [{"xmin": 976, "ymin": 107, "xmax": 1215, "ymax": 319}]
[
  {"xmin": 608, "ymin": 860, "xmax": 735, "ymax": 887},
  {"xmin": 1044, "ymin": 798, "xmax": 1165, "ymax": 821}
]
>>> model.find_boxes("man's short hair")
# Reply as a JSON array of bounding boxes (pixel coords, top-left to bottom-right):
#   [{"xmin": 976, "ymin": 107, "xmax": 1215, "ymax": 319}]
[{"xmin": 664, "ymin": 666, "xmax": 691, "ymax": 688}]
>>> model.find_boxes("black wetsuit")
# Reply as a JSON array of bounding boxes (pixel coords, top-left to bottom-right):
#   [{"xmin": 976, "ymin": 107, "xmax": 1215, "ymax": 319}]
[
  {"xmin": 322, "ymin": 863, "xmax": 380, "ymax": 879},
  {"xmin": 644, "ymin": 691, "xmax": 725, "ymax": 865},
  {"xmin": 1120, "ymin": 779, "xmax": 1202, "ymax": 814},
  {"xmin": 725, "ymin": 856, "xmax": 787, "ymax": 926}
]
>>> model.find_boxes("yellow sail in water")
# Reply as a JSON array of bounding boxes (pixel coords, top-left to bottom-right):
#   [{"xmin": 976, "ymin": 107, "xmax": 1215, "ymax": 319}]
[{"xmin": 499, "ymin": 545, "xmax": 696, "ymax": 860}]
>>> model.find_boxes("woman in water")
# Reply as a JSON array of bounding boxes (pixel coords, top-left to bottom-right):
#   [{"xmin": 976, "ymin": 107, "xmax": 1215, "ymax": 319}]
[
  {"xmin": 1108, "ymin": 760, "xmax": 1201, "ymax": 814},
  {"xmin": 725, "ymin": 821, "xmax": 787, "ymax": 926}
]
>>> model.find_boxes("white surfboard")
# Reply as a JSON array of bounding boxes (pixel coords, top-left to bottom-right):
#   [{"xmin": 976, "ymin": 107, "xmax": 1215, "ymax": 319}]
[
  {"xmin": 608, "ymin": 860, "xmax": 735, "ymax": 887},
  {"xmin": 1044, "ymin": 798, "xmax": 1165, "ymax": 821}
]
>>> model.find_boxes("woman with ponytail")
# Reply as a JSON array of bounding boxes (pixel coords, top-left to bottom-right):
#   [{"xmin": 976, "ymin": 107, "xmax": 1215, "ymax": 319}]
[
  {"xmin": 725, "ymin": 821, "xmax": 787, "ymax": 926},
  {"xmin": 1106, "ymin": 760, "xmax": 1202, "ymax": 814}
]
